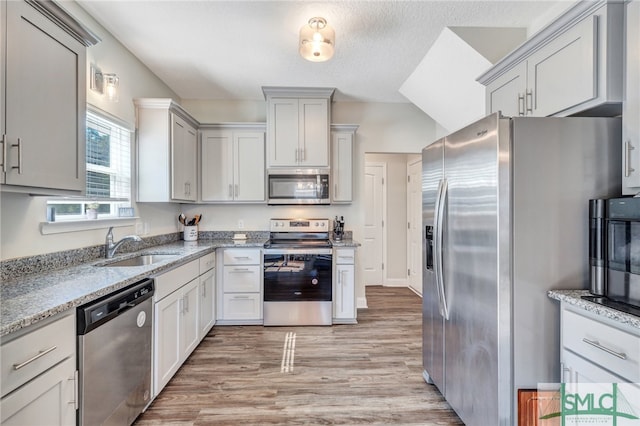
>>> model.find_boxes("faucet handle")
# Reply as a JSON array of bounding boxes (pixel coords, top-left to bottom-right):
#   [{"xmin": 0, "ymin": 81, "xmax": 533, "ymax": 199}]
[{"xmin": 106, "ymin": 226, "xmax": 114, "ymax": 242}]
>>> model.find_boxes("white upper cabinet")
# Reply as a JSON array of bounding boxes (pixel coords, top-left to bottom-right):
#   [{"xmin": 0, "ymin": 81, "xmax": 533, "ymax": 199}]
[
  {"xmin": 480, "ymin": 1, "xmax": 624, "ymax": 118},
  {"xmin": 135, "ymin": 99, "xmax": 199, "ymax": 202},
  {"xmin": 263, "ymin": 87, "xmax": 334, "ymax": 168},
  {"xmin": 1, "ymin": 1, "xmax": 98, "ymax": 195},
  {"xmin": 623, "ymin": 0, "xmax": 640, "ymax": 195},
  {"xmin": 331, "ymin": 124, "xmax": 358, "ymax": 204},
  {"xmin": 200, "ymin": 124, "xmax": 265, "ymax": 203}
]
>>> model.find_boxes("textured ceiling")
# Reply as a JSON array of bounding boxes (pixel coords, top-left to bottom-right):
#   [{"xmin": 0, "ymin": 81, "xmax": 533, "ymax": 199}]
[{"xmin": 77, "ymin": 1, "xmax": 565, "ymax": 103}]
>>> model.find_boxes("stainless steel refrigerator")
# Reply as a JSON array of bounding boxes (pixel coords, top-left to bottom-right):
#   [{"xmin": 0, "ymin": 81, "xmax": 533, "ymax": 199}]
[{"xmin": 421, "ymin": 113, "xmax": 621, "ymax": 426}]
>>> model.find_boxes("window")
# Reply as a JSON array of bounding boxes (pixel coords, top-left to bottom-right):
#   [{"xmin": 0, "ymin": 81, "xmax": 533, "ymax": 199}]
[{"xmin": 47, "ymin": 108, "xmax": 132, "ymax": 221}]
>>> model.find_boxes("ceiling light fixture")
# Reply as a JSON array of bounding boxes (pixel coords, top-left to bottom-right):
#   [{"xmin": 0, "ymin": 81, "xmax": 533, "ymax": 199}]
[{"xmin": 299, "ymin": 17, "xmax": 335, "ymax": 62}]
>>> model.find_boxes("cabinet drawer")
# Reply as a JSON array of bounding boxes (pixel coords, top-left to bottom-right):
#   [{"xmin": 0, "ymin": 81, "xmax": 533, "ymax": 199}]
[
  {"xmin": 563, "ymin": 309, "xmax": 640, "ymax": 382},
  {"xmin": 562, "ymin": 348, "xmax": 628, "ymax": 384},
  {"xmin": 199, "ymin": 252, "xmax": 215, "ymax": 273},
  {"xmin": 223, "ymin": 249, "xmax": 261, "ymax": 265},
  {"xmin": 223, "ymin": 265, "xmax": 261, "ymax": 292},
  {"xmin": 335, "ymin": 249, "xmax": 355, "ymax": 264},
  {"xmin": 222, "ymin": 293, "xmax": 261, "ymax": 320},
  {"xmin": 1, "ymin": 313, "xmax": 75, "ymax": 397},
  {"xmin": 154, "ymin": 259, "xmax": 200, "ymax": 301}
]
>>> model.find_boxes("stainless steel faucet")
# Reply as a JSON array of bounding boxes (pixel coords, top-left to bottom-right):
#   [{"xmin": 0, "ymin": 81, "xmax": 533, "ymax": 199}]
[{"xmin": 105, "ymin": 226, "xmax": 143, "ymax": 258}]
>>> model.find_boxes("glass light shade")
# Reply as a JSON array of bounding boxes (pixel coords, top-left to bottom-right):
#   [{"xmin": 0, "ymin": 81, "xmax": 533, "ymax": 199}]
[
  {"xmin": 299, "ymin": 17, "xmax": 335, "ymax": 62},
  {"xmin": 104, "ymin": 74, "xmax": 119, "ymax": 102}
]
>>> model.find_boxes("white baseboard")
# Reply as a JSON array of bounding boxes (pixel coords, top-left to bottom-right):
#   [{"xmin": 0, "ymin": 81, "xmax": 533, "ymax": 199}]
[
  {"xmin": 356, "ymin": 297, "xmax": 368, "ymax": 309},
  {"xmin": 384, "ymin": 278, "xmax": 408, "ymax": 287}
]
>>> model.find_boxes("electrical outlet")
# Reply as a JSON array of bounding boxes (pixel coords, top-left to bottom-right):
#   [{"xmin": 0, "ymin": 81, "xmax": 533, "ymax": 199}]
[
  {"xmin": 238, "ymin": 220, "xmax": 244, "ymax": 229},
  {"xmin": 143, "ymin": 222, "xmax": 150, "ymax": 235}
]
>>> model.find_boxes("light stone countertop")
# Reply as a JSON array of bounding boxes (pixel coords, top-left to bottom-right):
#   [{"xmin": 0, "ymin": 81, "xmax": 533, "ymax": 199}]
[
  {"xmin": 0, "ymin": 239, "xmax": 266, "ymax": 337},
  {"xmin": 329, "ymin": 239, "xmax": 361, "ymax": 248},
  {"xmin": 548, "ymin": 289, "xmax": 640, "ymax": 330}
]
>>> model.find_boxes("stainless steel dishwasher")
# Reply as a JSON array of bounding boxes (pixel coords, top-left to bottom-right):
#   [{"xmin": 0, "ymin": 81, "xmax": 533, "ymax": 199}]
[{"xmin": 77, "ymin": 278, "xmax": 154, "ymax": 426}]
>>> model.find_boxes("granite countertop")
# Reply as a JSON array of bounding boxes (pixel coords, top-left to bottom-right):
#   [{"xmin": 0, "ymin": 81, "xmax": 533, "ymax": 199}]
[
  {"xmin": 0, "ymin": 238, "xmax": 266, "ymax": 337},
  {"xmin": 548, "ymin": 289, "xmax": 640, "ymax": 330},
  {"xmin": 330, "ymin": 239, "xmax": 361, "ymax": 248}
]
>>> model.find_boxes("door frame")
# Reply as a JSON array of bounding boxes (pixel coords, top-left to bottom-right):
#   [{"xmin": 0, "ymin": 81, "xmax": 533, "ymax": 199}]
[{"xmin": 406, "ymin": 157, "xmax": 422, "ymax": 295}]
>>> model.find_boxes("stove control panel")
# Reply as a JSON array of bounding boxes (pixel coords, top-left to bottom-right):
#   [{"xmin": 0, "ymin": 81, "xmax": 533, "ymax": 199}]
[{"xmin": 270, "ymin": 219, "xmax": 329, "ymax": 232}]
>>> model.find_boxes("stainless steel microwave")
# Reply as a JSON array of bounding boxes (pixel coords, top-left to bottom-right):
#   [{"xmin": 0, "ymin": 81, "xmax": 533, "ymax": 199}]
[{"xmin": 267, "ymin": 169, "xmax": 330, "ymax": 205}]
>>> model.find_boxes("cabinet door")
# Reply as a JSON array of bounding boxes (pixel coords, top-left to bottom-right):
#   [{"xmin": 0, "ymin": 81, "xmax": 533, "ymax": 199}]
[
  {"xmin": 222, "ymin": 294, "xmax": 262, "ymax": 320},
  {"xmin": 268, "ymin": 98, "xmax": 298, "ymax": 167},
  {"xmin": 331, "ymin": 132, "xmax": 353, "ymax": 202},
  {"xmin": 181, "ymin": 279, "xmax": 200, "ymax": 360},
  {"xmin": 154, "ymin": 291, "xmax": 182, "ymax": 396},
  {"xmin": 485, "ymin": 62, "xmax": 527, "ymax": 117},
  {"xmin": 201, "ymin": 130, "xmax": 234, "ymax": 201},
  {"xmin": 623, "ymin": 0, "xmax": 640, "ymax": 194},
  {"xmin": 235, "ymin": 132, "xmax": 265, "ymax": 201},
  {"xmin": 334, "ymin": 264, "xmax": 355, "ymax": 320},
  {"xmin": 299, "ymin": 98, "xmax": 329, "ymax": 167},
  {"xmin": 199, "ymin": 269, "xmax": 216, "ymax": 339},
  {"xmin": 528, "ymin": 16, "xmax": 597, "ymax": 117},
  {"xmin": 1, "ymin": 357, "xmax": 76, "ymax": 426},
  {"xmin": 171, "ymin": 114, "xmax": 197, "ymax": 201},
  {"xmin": 5, "ymin": 1, "xmax": 85, "ymax": 192}
]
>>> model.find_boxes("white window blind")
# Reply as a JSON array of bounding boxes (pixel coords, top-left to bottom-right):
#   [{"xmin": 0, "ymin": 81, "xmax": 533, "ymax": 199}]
[{"xmin": 47, "ymin": 108, "xmax": 132, "ymax": 220}]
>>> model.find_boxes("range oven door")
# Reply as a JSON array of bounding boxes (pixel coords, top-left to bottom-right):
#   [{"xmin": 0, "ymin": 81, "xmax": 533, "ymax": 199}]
[
  {"xmin": 263, "ymin": 249, "xmax": 332, "ymax": 302},
  {"xmin": 263, "ymin": 248, "xmax": 333, "ymax": 326}
]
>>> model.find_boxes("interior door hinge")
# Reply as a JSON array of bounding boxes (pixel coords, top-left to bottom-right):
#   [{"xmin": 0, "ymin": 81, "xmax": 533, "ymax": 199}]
[
  {"xmin": 407, "ymin": 222, "xmax": 410, "ymax": 230},
  {"xmin": 382, "ymin": 220, "xmax": 384, "ymax": 227},
  {"xmin": 408, "ymin": 268, "xmax": 410, "ymax": 276},
  {"xmin": 407, "ymin": 175, "xmax": 410, "ymax": 183},
  {"xmin": 382, "ymin": 178, "xmax": 385, "ymax": 185},
  {"xmin": 382, "ymin": 263, "xmax": 384, "ymax": 271}
]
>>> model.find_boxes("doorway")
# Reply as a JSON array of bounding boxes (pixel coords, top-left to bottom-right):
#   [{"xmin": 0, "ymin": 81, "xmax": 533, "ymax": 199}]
[{"xmin": 407, "ymin": 158, "xmax": 422, "ymax": 295}]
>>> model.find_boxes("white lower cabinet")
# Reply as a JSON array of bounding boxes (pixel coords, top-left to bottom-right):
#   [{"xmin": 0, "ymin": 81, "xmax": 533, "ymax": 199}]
[
  {"xmin": 154, "ymin": 277, "xmax": 199, "ymax": 396},
  {"xmin": 333, "ymin": 248, "xmax": 357, "ymax": 324},
  {"xmin": 0, "ymin": 312, "xmax": 76, "ymax": 426},
  {"xmin": 153, "ymin": 255, "xmax": 218, "ymax": 397},
  {"xmin": 560, "ymin": 303, "xmax": 640, "ymax": 386},
  {"xmin": 1, "ymin": 357, "xmax": 76, "ymax": 426},
  {"xmin": 217, "ymin": 248, "xmax": 263, "ymax": 324}
]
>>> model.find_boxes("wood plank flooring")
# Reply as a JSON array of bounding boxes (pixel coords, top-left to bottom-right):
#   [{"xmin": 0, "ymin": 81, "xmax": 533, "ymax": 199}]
[{"xmin": 135, "ymin": 286, "xmax": 463, "ymax": 425}]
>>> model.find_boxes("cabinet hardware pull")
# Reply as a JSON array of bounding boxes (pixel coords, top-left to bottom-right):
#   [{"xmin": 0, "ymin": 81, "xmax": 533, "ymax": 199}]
[
  {"xmin": 301, "ymin": 148, "xmax": 305, "ymax": 162},
  {"xmin": 235, "ymin": 184, "xmax": 238, "ymax": 198},
  {"xmin": 228, "ymin": 184, "xmax": 233, "ymax": 198},
  {"xmin": 234, "ymin": 295, "xmax": 250, "ymax": 299},
  {"xmin": 202, "ymin": 283, "xmax": 206, "ymax": 298},
  {"xmin": 517, "ymin": 94, "xmax": 525, "ymax": 116},
  {"xmin": 234, "ymin": 256, "xmax": 251, "ymax": 260},
  {"xmin": 13, "ymin": 345, "xmax": 57, "ymax": 370},
  {"xmin": 11, "ymin": 137, "xmax": 22, "ymax": 174},
  {"xmin": 582, "ymin": 338, "xmax": 627, "ymax": 360},
  {"xmin": 70, "ymin": 370, "xmax": 79, "ymax": 409},
  {"xmin": 231, "ymin": 268, "xmax": 251, "ymax": 272},
  {"xmin": 338, "ymin": 256, "xmax": 353, "ymax": 261},
  {"xmin": 625, "ymin": 140, "xmax": 636, "ymax": 177},
  {"xmin": 1, "ymin": 134, "xmax": 6, "ymax": 173},
  {"xmin": 179, "ymin": 297, "xmax": 184, "ymax": 314},
  {"xmin": 525, "ymin": 90, "xmax": 533, "ymax": 114}
]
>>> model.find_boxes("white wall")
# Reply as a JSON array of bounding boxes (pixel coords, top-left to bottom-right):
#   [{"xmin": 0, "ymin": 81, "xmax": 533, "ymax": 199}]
[{"xmin": 1, "ymin": 2, "xmax": 181, "ymax": 260}]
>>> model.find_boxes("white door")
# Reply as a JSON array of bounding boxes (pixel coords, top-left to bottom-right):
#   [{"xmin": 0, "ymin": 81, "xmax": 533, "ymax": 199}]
[
  {"xmin": 363, "ymin": 164, "xmax": 385, "ymax": 285},
  {"xmin": 407, "ymin": 159, "xmax": 422, "ymax": 295}
]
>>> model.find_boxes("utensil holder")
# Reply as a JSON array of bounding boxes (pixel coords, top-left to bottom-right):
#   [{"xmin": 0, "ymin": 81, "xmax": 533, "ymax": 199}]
[{"xmin": 183, "ymin": 225, "xmax": 198, "ymax": 241}]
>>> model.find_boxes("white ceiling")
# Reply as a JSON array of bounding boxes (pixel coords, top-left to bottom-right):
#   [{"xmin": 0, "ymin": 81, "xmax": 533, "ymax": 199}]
[{"xmin": 77, "ymin": 0, "xmax": 566, "ymax": 103}]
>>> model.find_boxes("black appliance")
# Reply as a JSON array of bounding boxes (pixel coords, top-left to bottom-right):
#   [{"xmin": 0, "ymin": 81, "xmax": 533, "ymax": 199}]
[
  {"xmin": 585, "ymin": 197, "xmax": 640, "ymax": 316},
  {"xmin": 263, "ymin": 219, "xmax": 333, "ymax": 325}
]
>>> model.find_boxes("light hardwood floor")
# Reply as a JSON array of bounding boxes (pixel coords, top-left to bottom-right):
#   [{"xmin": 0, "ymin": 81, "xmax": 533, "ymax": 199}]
[{"xmin": 136, "ymin": 286, "xmax": 463, "ymax": 425}]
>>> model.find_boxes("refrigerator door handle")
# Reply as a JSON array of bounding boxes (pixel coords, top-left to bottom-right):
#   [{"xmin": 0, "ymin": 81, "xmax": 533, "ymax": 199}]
[
  {"xmin": 433, "ymin": 179, "xmax": 444, "ymax": 317},
  {"xmin": 435, "ymin": 179, "xmax": 450, "ymax": 320}
]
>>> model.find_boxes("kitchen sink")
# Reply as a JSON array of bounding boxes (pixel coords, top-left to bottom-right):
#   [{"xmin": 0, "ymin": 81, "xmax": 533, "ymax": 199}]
[{"xmin": 100, "ymin": 254, "xmax": 179, "ymax": 267}]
